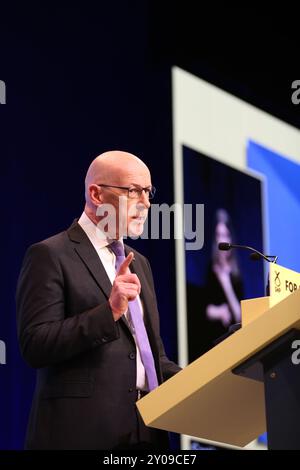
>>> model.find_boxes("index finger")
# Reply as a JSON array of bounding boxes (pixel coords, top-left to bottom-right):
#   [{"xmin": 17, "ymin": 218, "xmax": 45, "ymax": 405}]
[{"xmin": 117, "ymin": 252, "xmax": 134, "ymax": 276}]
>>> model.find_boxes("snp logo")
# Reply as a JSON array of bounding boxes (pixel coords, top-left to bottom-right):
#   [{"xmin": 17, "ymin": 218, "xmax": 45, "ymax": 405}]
[
  {"xmin": 0, "ymin": 80, "xmax": 6, "ymax": 104},
  {"xmin": 0, "ymin": 339, "xmax": 6, "ymax": 365},
  {"xmin": 291, "ymin": 340, "xmax": 300, "ymax": 365}
]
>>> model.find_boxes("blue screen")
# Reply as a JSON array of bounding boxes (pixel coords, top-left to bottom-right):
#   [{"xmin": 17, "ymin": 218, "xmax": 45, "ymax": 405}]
[{"xmin": 247, "ymin": 140, "xmax": 300, "ymax": 272}]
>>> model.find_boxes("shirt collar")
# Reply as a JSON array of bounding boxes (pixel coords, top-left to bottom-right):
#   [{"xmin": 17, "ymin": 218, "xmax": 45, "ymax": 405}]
[{"xmin": 78, "ymin": 211, "xmax": 124, "ymax": 250}]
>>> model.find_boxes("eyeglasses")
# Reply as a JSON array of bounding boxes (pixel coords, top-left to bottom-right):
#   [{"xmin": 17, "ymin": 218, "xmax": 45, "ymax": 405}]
[{"xmin": 96, "ymin": 184, "xmax": 156, "ymax": 200}]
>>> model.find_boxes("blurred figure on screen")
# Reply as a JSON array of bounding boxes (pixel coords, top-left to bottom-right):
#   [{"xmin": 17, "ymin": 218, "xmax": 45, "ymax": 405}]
[
  {"xmin": 187, "ymin": 208, "xmax": 244, "ymax": 361},
  {"xmin": 205, "ymin": 209, "xmax": 243, "ymax": 328}
]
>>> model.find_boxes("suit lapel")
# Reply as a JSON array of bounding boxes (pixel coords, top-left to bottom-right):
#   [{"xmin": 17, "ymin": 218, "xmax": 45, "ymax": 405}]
[
  {"xmin": 67, "ymin": 220, "xmax": 112, "ymax": 299},
  {"xmin": 124, "ymin": 245, "xmax": 157, "ymax": 335},
  {"xmin": 74, "ymin": 244, "xmax": 113, "ymax": 299},
  {"xmin": 125, "ymin": 245, "xmax": 161, "ymax": 380},
  {"xmin": 124, "ymin": 245, "xmax": 151, "ymax": 325}
]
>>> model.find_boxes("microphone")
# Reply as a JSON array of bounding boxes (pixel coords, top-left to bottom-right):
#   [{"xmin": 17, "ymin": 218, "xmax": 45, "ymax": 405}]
[
  {"xmin": 218, "ymin": 242, "xmax": 277, "ymax": 299},
  {"xmin": 218, "ymin": 242, "xmax": 278, "ymax": 263}
]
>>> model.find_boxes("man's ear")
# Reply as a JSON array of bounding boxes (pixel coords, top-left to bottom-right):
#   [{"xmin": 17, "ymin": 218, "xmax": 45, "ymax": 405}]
[{"xmin": 89, "ymin": 184, "xmax": 102, "ymax": 206}]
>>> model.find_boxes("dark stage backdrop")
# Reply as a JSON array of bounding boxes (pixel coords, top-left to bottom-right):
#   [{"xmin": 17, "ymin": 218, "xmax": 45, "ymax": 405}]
[
  {"xmin": 0, "ymin": 3, "xmax": 299, "ymax": 449},
  {"xmin": 0, "ymin": 3, "xmax": 178, "ymax": 449}
]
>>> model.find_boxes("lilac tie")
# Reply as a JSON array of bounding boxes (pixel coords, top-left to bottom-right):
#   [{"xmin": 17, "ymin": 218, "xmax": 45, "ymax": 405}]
[{"xmin": 109, "ymin": 240, "xmax": 158, "ymax": 391}]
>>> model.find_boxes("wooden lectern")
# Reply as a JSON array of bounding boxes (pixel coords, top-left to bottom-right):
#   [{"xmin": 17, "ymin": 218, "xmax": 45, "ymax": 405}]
[{"xmin": 137, "ymin": 264, "xmax": 300, "ymax": 450}]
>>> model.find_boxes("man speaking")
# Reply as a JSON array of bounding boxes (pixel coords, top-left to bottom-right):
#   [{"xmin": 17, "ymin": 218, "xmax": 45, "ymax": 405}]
[{"xmin": 16, "ymin": 150, "xmax": 180, "ymax": 449}]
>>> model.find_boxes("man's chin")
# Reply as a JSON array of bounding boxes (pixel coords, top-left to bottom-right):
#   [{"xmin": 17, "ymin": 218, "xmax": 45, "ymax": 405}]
[{"xmin": 127, "ymin": 222, "xmax": 145, "ymax": 238}]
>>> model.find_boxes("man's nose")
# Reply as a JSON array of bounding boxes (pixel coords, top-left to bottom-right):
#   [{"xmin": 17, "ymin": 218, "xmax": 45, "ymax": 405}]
[{"xmin": 139, "ymin": 190, "xmax": 151, "ymax": 208}]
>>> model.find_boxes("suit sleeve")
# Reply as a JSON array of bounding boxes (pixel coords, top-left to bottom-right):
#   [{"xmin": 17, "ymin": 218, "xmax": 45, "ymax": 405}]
[
  {"xmin": 144, "ymin": 258, "xmax": 182, "ymax": 381},
  {"xmin": 16, "ymin": 242, "xmax": 119, "ymax": 368}
]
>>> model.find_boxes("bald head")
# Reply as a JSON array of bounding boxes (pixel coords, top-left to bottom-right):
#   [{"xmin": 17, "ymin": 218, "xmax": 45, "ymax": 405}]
[
  {"xmin": 85, "ymin": 150, "xmax": 151, "ymax": 208},
  {"xmin": 84, "ymin": 150, "xmax": 152, "ymax": 238}
]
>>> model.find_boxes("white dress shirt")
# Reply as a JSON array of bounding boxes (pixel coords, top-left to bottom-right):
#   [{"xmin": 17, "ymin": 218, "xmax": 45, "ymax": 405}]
[{"xmin": 78, "ymin": 211, "xmax": 147, "ymax": 390}]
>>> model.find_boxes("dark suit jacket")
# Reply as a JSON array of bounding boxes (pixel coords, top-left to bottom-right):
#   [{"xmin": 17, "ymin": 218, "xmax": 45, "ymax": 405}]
[{"xmin": 16, "ymin": 220, "xmax": 180, "ymax": 449}]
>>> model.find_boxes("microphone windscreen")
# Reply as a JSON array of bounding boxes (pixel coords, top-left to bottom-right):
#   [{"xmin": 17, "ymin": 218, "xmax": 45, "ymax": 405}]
[{"xmin": 218, "ymin": 242, "xmax": 231, "ymax": 251}]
